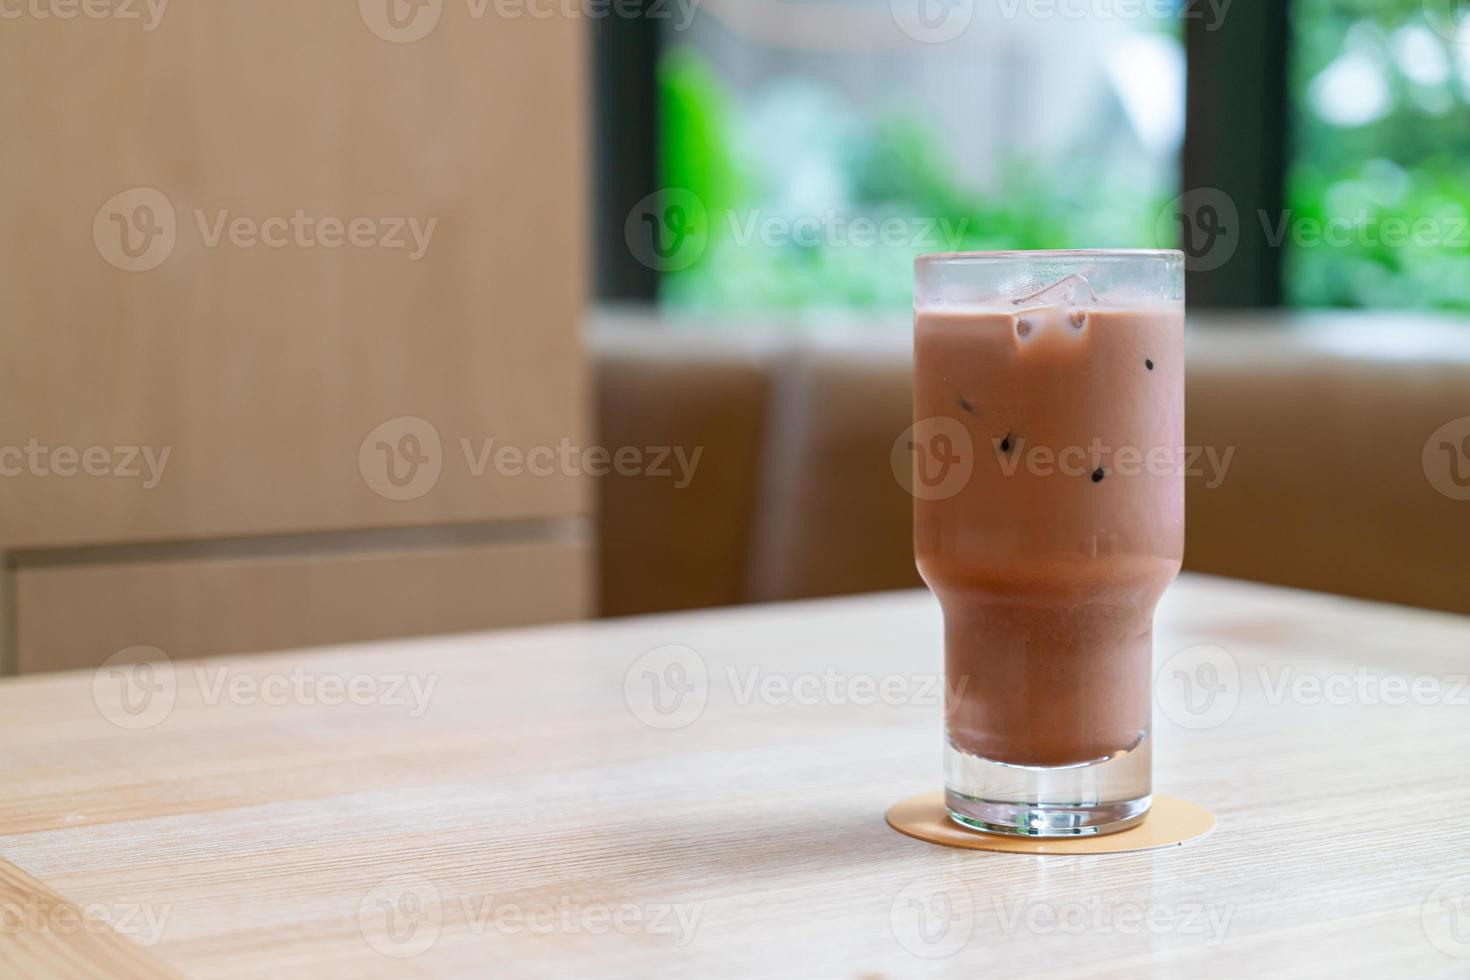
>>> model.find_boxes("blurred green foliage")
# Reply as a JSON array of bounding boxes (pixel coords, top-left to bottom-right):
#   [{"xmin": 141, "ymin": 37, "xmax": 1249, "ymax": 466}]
[
  {"xmin": 655, "ymin": 1, "xmax": 1470, "ymax": 315},
  {"xmin": 658, "ymin": 48, "xmax": 744, "ymax": 223},
  {"xmin": 656, "ymin": 45, "xmax": 1170, "ymax": 315},
  {"xmin": 1286, "ymin": 0, "xmax": 1470, "ymax": 309}
]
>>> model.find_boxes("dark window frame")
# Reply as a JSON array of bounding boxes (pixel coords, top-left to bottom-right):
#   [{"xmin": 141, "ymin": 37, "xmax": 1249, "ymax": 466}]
[
  {"xmin": 590, "ymin": 6, "xmax": 662, "ymax": 302},
  {"xmin": 1183, "ymin": 2, "xmax": 1291, "ymax": 307},
  {"xmin": 592, "ymin": 5, "xmax": 1293, "ymax": 309}
]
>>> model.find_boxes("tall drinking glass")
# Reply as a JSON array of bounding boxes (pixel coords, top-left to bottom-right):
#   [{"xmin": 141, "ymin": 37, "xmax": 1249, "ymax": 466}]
[{"xmin": 912, "ymin": 250, "xmax": 1185, "ymax": 837}]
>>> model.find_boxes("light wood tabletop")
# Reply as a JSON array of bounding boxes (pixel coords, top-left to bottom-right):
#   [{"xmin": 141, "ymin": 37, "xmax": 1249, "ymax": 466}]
[{"xmin": 2, "ymin": 574, "xmax": 1469, "ymax": 978}]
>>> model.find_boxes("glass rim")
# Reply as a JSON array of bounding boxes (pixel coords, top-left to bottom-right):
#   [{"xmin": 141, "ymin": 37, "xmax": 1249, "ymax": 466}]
[{"xmin": 916, "ymin": 249, "xmax": 1183, "ymax": 266}]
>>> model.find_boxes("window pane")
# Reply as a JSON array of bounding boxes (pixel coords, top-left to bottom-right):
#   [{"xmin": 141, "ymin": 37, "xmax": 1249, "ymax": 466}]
[
  {"xmin": 1287, "ymin": 0, "xmax": 1470, "ymax": 310},
  {"xmin": 657, "ymin": 1, "xmax": 1185, "ymax": 315}
]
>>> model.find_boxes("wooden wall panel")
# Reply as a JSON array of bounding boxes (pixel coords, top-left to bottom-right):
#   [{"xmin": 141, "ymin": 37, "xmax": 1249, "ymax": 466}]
[
  {"xmin": 0, "ymin": 2, "xmax": 589, "ymax": 550},
  {"xmin": 15, "ymin": 534, "xmax": 592, "ymax": 674}
]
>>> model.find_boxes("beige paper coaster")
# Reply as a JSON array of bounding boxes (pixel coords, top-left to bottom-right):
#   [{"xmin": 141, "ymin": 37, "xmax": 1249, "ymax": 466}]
[{"xmin": 887, "ymin": 792, "xmax": 1215, "ymax": 854}]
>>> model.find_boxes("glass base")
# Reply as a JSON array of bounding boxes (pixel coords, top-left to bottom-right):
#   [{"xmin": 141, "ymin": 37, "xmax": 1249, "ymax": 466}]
[{"xmin": 944, "ymin": 732, "xmax": 1151, "ymax": 838}]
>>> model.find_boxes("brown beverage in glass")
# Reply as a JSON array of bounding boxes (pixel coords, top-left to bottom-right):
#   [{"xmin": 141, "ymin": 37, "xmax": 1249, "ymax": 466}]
[{"xmin": 912, "ymin": 251, "xmax": 1184, "ymax": 837}]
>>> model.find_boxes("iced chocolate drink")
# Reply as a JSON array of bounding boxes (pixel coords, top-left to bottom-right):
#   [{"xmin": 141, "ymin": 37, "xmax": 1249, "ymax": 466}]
[{"xmin": 912, "ymin": 251, "xmax": 1184, "ymax": 837}]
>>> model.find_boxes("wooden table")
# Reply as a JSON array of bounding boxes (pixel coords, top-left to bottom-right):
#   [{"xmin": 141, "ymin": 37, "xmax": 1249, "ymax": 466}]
[{"xmin": 2, "ymin": 574, "xmax": 1469, "ymax": 978}]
